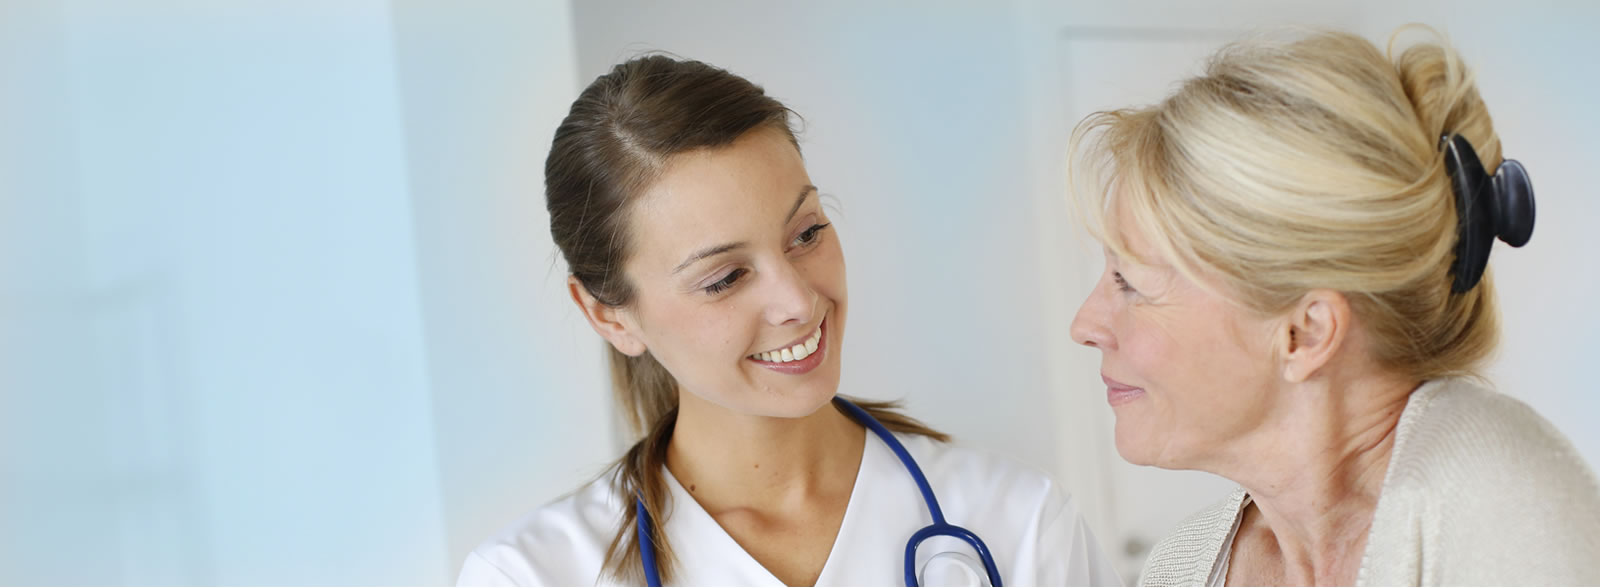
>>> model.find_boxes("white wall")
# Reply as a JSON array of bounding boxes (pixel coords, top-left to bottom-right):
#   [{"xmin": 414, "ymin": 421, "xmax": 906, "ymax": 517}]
[
  {"xmin": 388, "ymin": 0, "xmax": 614, "ymax": 575},
  {"xmin": 0, "ymin": 1, "xmax": 596, "ymax": 584},
  {"xmin": 0, "ymin": 1, "xmax": 450, "ymax": 583}
]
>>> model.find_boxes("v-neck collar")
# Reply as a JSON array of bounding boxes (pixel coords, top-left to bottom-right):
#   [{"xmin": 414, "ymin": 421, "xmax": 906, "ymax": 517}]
[
  {"xmin": 659, "ymin": 431, "xmax": 877, "ymax": 586},
  {"xmin": 813, "ymin": 428, "xmax": 927, "ymax": 586}
]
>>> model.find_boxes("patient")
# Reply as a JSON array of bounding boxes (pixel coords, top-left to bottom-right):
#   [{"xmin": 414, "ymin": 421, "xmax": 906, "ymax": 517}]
[{"xmin": 1067, "ymin": 26, "xmax": 1600, "ymax": 585}]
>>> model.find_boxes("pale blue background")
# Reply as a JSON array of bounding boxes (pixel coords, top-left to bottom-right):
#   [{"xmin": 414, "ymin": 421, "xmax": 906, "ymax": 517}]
[{"xmin": 3, "ymin": 1, "xmax": 1595, "ymax": 584}]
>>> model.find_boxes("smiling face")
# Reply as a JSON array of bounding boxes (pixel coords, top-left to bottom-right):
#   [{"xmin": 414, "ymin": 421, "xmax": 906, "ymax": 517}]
[
  {"xmin": 1068, "ymin": 209, "xmax": 1285, "ymax": 470},
  {"xmin": 612, "ymin": 127, "xmax": 846, "ymax": 418}
]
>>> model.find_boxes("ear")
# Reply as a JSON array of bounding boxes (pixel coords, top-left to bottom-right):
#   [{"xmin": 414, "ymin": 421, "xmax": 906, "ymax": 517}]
[
  {"xmin": 1279, "ymin": 289, "xmax": 1350, "ymax": 383},
  {"xmin": 568, "ymin": 275, "xmax": 647, "ymax": 357}
]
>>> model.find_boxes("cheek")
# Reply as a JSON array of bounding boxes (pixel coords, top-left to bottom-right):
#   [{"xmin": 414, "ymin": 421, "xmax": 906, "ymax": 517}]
[
  {"xmin": 1114, "ymin": 312, "xmax": 1176, "ymax": 381},
  {"xmin": 800, "ymin": 240, "xmax": 848, "ymax": 310},
  {"xmin": 638, "ymin": 297, "xmax": 748, "ymax": 371},
  {"xmin": 1116, "ymin": 311, "xmax": 1241, "ymax": 416},
  {"xmin": 811, "ymin": 238, "xmax": 846, "ymax": 287},
  {"xmin": 1151, "ymin": 312, "xmax": 1277, "ymax": 434},
  {"xmin": 696, "ymin": 305, "xmax": 752, "ymax": 359}
]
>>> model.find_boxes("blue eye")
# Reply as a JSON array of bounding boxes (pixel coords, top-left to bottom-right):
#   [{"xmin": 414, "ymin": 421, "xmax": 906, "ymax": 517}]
[
  {"xmin": 705, "ymin": 268, "xmax": 746, "ymax": 295},
  {"xmin": 791, "ymin": 223, "xmax": 830, "ymax": 248}
]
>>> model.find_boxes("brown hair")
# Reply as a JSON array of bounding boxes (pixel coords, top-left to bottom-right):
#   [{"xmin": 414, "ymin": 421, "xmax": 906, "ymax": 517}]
[{"xmin": 545, "ymin": 54, "xmax": 946, "ymax": 585}]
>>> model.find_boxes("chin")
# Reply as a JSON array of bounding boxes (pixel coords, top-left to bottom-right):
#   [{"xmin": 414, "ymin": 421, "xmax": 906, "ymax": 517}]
[
  {"xmin": 761, "ymin": 349, "xmax": 844, "ymax": 415},
  {"xmin": 770, "ymin": 376, "xmax": 842, "ymax": 418},
  {"xmin": 706, "ymin": 370, "xmax": 841, "ymax": 419},
  {"xmin": 1112, "ymin": 420, "xmax": 1160, "ymax": 467}
]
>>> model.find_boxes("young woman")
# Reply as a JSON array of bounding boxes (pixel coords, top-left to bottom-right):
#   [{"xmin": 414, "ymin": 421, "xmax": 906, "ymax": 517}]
[{"xmin": 456, "ymin": 55, "xmax": 1119, "ymax": 586}]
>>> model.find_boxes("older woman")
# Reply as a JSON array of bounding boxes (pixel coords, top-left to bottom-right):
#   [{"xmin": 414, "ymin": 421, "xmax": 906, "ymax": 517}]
[{"xmin": 1067, "ymin": 27, "xmax": 1600, "ymax": 586}]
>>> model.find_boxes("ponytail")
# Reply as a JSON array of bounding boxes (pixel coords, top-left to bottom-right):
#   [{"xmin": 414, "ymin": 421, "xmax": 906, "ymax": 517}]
[{"xmin": 600, "ymin": 347, "xmax": 680, "ymax": 585}]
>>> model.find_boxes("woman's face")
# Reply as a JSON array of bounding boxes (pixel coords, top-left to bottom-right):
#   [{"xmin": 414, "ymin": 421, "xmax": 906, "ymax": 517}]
[
  {"xmin": 1069, "ymin": 211, "xmax": 1283, "ymax": 469},
  {"xmin": 617, "ymin": 128, "xmax": 846, "ymax": 418}
]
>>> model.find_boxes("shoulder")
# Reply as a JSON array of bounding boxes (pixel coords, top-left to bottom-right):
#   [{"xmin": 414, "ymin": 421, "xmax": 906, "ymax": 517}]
[
  {"xmin": 1376, "ymin": 378, "xmax": 1600, "ymax": 584},
  {"xmin": 1138, "ymin": 488, "xmax": 1247, "ymax": 587},
  {"xmin": 897, "ymin": 433, "xmax": 1064, "ymax": 515},
  {"xmin": 457, "ymin": 475, "xmax": 623, "ymax": 587},
  {"xmin": 1389, "ymin": 377, "xmax": 1599, "ymax": 499}
]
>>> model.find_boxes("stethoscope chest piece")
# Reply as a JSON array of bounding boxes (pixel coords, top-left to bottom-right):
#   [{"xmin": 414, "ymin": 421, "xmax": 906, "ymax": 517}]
[{"xmin": 918, "ymin": 549, "xmax": 992, "ymax": 587}]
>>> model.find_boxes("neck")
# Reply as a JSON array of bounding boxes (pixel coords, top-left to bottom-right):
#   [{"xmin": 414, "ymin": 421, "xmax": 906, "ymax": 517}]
[
  {"xmin": 665, "ymin": 392, "xmax": 866, "ymax": 513},
  {"xmin": 1222, "ymin": 371, "xmax": 1418, "ymax": 585}
]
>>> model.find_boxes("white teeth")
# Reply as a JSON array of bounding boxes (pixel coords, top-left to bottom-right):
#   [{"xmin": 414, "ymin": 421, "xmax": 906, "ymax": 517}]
[{"xmin": 750, "ymin": 323, "xmax": 825, "ymax": 363}]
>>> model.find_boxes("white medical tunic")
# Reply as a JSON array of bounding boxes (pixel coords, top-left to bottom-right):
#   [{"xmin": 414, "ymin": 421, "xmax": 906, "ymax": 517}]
[{"xmin": 458, "ymin": 432, "xmax": 1122, "ymax": 586}]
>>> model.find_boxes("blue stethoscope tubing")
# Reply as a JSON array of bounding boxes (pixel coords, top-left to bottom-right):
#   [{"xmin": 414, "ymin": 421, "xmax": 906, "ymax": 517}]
[{"xmin": 634, "ymin": 396, "xmax": 1003, "ymax": 587}]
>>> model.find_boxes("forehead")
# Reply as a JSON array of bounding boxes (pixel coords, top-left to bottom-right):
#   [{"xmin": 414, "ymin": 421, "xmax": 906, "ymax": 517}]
[
  {"xmin": 626, "ymin": 129, "xmax": 810, "ymax": 268},
  {"xmin": 1107, "ymin": 191, "xmax": 1248, "ymax": 308},
  {"xmin": 1105, "ymin": 192, "xmax": 1168, "ymax": 269},
  {"xmin": 640, "ymin": 130, "xmax": 802, "ymax": 218}
]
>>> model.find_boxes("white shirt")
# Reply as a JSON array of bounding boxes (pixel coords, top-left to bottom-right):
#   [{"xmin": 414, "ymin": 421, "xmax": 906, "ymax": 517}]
[{"xmin": 458, "ymin": 431, "xmax": 1122, "ymax": 586}]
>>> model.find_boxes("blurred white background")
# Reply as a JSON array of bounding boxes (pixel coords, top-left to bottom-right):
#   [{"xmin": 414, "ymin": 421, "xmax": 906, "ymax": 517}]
[{"xmin": 2, "ymin": 1, "xmax": 1595, "ymax": 584}]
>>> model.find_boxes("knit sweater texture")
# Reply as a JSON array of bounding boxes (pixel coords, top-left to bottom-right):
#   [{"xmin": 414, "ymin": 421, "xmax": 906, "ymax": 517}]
[{"xmin": 1138, "ymin": 377, "xmax": 1600, "ymax": 586}]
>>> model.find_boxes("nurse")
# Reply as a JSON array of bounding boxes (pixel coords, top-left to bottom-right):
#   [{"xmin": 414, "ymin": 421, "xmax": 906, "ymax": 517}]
[{"xmin": 456, "ymin": 55, "xmax": 1119, "ymax": 586}]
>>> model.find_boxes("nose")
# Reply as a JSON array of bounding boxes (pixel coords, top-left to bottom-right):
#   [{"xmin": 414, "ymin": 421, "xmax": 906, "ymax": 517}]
[
  {"xmin": 763, "ymin": 259, "xmax": 817, "ymax": 326},
  {"xmin": 1070, "ymin": 274, "xmax": 1116, "ymax": 350}
]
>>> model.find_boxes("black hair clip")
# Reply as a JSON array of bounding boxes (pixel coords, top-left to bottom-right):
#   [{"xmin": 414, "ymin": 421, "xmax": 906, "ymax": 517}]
[{"xmin": 1442, "ymin": 134, "xmax": 1535, "ymax": 293}]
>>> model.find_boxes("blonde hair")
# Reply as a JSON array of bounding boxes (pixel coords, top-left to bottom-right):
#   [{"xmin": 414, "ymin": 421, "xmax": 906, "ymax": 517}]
[{"xmin": 1068, "ymin": 25, "xmax": 1502, "ymax": 381}]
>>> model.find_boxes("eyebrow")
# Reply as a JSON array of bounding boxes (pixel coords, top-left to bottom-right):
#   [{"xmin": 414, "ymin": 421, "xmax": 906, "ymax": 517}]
[
  {"xmin": 672, "ymin": 185, "xmax": 819, "ymax": 275},
  {"xmin": 786, "ymin": 185, "xmax": 818, "ymax": 224}
]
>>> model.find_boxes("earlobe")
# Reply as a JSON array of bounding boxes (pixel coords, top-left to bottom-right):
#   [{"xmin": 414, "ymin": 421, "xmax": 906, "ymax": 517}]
[{"xmin": 567, "ymin": 276, "xmax": 648, "ymax": 357}]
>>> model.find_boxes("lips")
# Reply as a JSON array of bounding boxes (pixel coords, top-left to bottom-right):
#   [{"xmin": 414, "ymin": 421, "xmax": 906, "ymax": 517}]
[
  {"xmin": 746, "ymin": 318, "xmax": 828, "ymax": 375},
  {"xmin": 1103, "ymin": 374, "xmax": 1145, "ymax": 407},
  {"xmin": 747, "ymin": 320, "xmax": 823, "ymax": 363}
]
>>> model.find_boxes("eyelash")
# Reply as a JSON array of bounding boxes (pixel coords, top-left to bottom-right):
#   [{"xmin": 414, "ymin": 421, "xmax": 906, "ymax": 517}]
[
  {"xmin": 1113, "ymin": 271, "xmax": 1135, "ymax": 293},
  {"xmin": 792, "ymin": 223, "xmax": 830, "ymax": 249},
  {"xmin": 705, "ymin": 268, "xmax": 746, "ymax": 294},
  {"xmin": 701, "ymin": 224, "xmax": 831, "ymax": 296}
]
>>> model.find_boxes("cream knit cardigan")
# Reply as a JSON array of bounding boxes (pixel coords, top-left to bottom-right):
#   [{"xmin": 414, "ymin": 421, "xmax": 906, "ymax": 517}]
[{"xmin": 1138, "ymin": 377, "xmax": 1600, "ymax": 586}]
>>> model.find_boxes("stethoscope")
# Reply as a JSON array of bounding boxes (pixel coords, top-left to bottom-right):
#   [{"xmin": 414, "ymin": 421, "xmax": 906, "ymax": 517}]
[{"xmin": 635, "ymin": 396, "xmax": 1003, "ymax": 587}]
